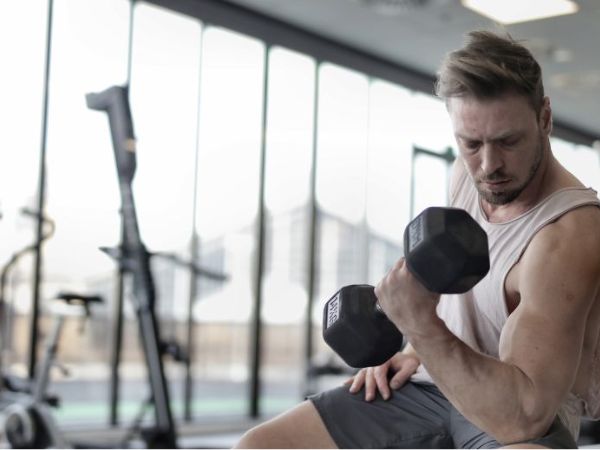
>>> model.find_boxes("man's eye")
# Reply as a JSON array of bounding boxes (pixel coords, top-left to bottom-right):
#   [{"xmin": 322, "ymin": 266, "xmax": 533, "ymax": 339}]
[{"xmin": 501, "ymin": 138, "xmax": 518, "ymax": 147}]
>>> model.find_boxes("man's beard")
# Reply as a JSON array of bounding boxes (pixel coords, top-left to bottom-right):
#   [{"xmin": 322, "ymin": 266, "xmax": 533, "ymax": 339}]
[{"xmin": 476, "ymin": 134, "xmax": 544, "ymax": 206}]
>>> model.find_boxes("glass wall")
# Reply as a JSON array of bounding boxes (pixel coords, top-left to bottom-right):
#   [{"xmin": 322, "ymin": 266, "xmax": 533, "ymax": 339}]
[
  {"xmin": 260, "ymin": 47, "xmax": 315, "ymax": 410},
  {"xmin": 409, "ymin": 93, "xmax": 456, "ymax": 216},
  {"xmin": 314, "ymin": 63, "xmax": 370, "ymax": 310},
  {"xmin": 364, "ymin": 81, "xmax": 413, "ymax": 285},
  {"xmin": 1, "ymin": 0, "xmax": 130, "ymax": 426},
  {"xmin": 553, "ymin": 137, "xmax": 600, "ymax": 190},
  {"xmin": 43, "ymin": 0, "xmax": 131, "ymax": 424},
  {"xmin": 127, "ymin": 2, "xmax": 202, "ymax": 423},
  {"xmin": 2, "ymin": 0, "xmax": 599, "ymax": 434},
  {"xmin": 193, "ymin": 26, "xmax": 265, "ymax": 418},
  {"xmin": 0, "ymin": 0, "xmax": 49, "ymax": 376}
]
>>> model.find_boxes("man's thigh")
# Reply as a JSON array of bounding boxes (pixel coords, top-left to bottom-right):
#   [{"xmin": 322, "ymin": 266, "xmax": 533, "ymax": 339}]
[
  {"xmin": 235, "ymin": 401, "xmax": 337, "ymax": 449},
  {"xmin": 309, "ymin": 382, "xmax": 453, "ymax": 448}
]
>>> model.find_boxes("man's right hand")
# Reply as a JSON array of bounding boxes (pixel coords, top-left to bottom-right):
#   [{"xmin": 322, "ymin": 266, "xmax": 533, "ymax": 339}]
[{"xmin": 345, "ymin": 352, "xmax": 420, "ymax": 401}]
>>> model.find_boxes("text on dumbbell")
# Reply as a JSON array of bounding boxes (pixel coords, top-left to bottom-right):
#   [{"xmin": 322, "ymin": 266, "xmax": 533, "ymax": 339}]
[
  {"xmin": 407, "ymin": 215, "xmax": 424, "ymax": 252},
  {"xmin": 326, "ymin": 294, "xmax": 341, "ymax": 328}
]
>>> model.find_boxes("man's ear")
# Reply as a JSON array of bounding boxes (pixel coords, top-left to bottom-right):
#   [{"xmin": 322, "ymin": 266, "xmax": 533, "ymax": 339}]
[{"xmin": 540, "ymin": 96, "xmax": 552, "ymax": 135}]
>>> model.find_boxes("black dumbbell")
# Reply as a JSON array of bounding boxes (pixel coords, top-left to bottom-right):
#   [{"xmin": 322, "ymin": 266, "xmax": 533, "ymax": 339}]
[{"xmin": 322, "ymin": 207, "xmax": 489, "ymax": 368}]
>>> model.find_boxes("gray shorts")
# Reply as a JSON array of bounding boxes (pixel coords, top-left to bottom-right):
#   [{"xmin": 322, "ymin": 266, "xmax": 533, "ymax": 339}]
[{"xmin": 309, "ymin": 381, "xmax": 577, "ymax": 448}]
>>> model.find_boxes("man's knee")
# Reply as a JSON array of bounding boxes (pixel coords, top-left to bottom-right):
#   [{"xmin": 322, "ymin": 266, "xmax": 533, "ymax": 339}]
[
  {"xmin": 234, "ymin": 401, "xmax": 337, "ymax": 449},
  {"xmin": 235, "ymin": 418, "xmax": 313, "ymax": 449}
]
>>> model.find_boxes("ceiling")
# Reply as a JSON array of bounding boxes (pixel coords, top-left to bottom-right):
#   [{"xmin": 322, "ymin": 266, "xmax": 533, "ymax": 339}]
[{"xmin": 224, "ymin": 0, "xmax": 600, "ymax": 145}]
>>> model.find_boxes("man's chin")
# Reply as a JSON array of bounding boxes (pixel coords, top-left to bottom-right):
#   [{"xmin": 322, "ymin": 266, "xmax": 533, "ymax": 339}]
[{"xmin": 478, "ymin": 188, "xmax": 515, "ymax": 205}]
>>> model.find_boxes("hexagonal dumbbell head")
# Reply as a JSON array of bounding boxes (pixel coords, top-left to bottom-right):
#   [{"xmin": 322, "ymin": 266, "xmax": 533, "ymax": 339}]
[
  {"xmin": 404, "ymin": 207, "xmax": 489, "ymax": 293},
  {"xmin": 322, "ymin": 284, "xmax": 404, "ymax": 368}
]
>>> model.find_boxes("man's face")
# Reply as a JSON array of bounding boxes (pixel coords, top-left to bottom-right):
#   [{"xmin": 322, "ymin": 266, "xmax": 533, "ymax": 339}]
[{"xmin": 448, "ymin": 93, "xmax": 551, "ymax": 205}]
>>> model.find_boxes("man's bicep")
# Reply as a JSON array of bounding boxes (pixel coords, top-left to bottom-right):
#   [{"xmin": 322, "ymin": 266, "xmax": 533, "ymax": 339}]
[
  {"xmin": 499, "ymin": 299, "xmax": 584, "ymax": 402},
  {"xmin": 499, "ymin": 217, "xmax": 600, "ymax": 415},
  {"xmin": 498, "ymin": 288, "xmax": 587, "ymax": 426}
]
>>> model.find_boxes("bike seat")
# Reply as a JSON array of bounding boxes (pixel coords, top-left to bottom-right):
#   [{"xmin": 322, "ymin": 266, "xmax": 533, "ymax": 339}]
[{"xmin": 55, "ymin": 292, "xmax": 103, "ymax": 306}]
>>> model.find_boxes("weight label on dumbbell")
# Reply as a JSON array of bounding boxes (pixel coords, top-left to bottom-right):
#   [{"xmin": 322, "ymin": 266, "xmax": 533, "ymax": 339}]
[
  {"xmin": 408, "ymin": 216, "xmax": 424, "ymax": 252},
  {"xmin": 326, "ymin": 294, "xmax": 340, "ymax": 328}
]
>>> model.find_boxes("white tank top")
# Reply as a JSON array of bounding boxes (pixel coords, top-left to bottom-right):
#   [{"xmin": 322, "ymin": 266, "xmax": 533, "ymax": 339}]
[{"xmin": 410, "ymin": 164, "xmax": 600, "ymax": 437}]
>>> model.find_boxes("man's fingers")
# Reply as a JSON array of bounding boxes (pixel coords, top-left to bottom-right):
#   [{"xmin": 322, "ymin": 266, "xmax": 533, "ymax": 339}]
[
  {"xmin": 374, "ymin": 365, "xmax": 391, "ymax": 400},
  {"xmin": 348, "ymin": 369, "xmax": 365, "ymax": 393},
  {"xmin": 347, "ymin": 354, "xmax": 418, "ymax": 399},
  {"xmin": 364, "ymin": 367, "xmax": 376, "ymax": 401},
  {"xmin": 389, "ymin": 371, "xmax": 409, "ymax": 390},
  {"xmin": 389, "ymin": 360, "xmax": 419, "ymax": 389}
]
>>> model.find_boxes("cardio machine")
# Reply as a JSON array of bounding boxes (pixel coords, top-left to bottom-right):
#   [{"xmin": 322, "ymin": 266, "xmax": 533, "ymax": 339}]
[
  {"xmin": 85, "ymin": 84, "xmax": 226, "ymax": 449},
  {"xmin": 0, "ymin": 292, "xmax": 103, "ymax": 449}
]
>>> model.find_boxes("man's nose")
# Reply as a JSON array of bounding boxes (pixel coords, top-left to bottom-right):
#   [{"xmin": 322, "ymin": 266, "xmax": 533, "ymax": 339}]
[{"xmin": 480, "ymin": 144, "xmax": 503, "ymax": 176}]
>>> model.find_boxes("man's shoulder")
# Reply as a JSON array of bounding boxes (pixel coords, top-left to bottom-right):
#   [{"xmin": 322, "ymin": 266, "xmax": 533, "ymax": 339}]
[
  {"xmin": 524, "ymin": 204, "xmax": 600, "ymax": 279},
  {"xmin": 544, "ymin": 203, "xmax": 600, "ymax": 242}
]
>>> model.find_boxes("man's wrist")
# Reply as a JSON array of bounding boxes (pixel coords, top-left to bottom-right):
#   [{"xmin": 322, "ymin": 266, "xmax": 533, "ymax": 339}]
[{"xmin": 403, "ymin": 314, "xmax": 451, "ymax": 349}]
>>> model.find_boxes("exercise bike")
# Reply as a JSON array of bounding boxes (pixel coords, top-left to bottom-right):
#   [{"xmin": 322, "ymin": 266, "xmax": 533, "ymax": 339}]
[{"xmin": 0, "ymin": 292, "xmax": 103, "ymax": 449}]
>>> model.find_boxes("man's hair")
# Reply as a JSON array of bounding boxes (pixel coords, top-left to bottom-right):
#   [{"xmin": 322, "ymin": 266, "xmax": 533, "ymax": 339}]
[{"xmin": 435, "ymin": 30, "xmax": 545, "ymax": 116}]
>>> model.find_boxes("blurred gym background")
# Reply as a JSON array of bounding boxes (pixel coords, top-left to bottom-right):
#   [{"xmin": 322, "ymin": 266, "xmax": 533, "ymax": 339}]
[{"xmin": 1, "ymin": 0, "xmax": 599, "ymax": 447}]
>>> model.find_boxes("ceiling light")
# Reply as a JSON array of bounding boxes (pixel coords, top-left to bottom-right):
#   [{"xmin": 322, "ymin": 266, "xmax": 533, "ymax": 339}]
[{"xmin": 461, "ymin": 0, "xmax": 579, "ymax": 24}]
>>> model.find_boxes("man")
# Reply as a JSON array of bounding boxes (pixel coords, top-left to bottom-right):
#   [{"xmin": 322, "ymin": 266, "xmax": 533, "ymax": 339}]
[{"xmin": 235, "ymin": 30, "xmax": 600, "ymax": 448}]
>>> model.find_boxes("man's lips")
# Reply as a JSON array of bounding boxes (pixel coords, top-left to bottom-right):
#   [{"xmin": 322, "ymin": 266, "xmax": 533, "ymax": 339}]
[{"xmin": 480, "ymin": 179, "xmax": 510, "ymax": 189}]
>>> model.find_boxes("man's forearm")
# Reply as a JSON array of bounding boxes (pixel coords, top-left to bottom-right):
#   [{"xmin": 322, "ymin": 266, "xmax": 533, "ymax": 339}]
[{"xmin": 406, "ymin": 316, "xmax": 551, "ymax": 444}]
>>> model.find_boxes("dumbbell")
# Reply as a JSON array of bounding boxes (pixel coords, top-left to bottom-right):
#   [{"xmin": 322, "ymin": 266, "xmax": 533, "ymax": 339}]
[{"xmin": 322, "ymin": 207, "xmax": 489, "ymax": 368}]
